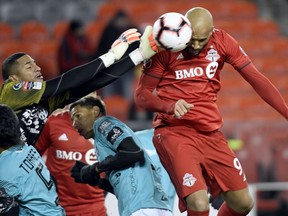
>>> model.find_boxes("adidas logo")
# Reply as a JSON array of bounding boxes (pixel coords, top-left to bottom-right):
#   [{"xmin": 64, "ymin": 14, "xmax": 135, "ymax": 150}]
[
  {"xmin": 58, "ymin": 133, "xmax": 68, "ymax": 141},
  {"xmin": 176, "ymin": 53, "xmax": 184, "ymax": 60}
]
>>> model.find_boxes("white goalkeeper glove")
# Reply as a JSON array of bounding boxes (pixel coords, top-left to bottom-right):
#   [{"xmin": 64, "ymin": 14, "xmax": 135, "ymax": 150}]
[
  {"xmin": 100, "ymin": 28, "xmax": 141, "ymax": 67},
  {"xmin": 129, "ymin": 25, "xmax": 159, "ymax": 65}
]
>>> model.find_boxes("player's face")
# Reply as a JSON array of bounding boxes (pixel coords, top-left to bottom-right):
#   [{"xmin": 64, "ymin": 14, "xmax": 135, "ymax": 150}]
[
  {"xmin": 186, "ymin": 28, "xmax": 212, "ymax": 56},
  {"xmin": 71, "ymin": 105, "xmax": 99, "ymax": 139},
  {"xmin": 11, "ymin": 55, "xmax": 43, "ymax": 82}
]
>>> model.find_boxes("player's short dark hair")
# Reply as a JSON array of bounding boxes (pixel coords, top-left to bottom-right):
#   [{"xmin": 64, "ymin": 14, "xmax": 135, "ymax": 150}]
[
  {"xmin": 2, "ymin": 52, "xmax": 26, "ymax": 81},
  {"xmin": 69, "ymin": 96, "xmax": 106, "ymax": 115},
  {"xmin": 0, "ymin": 104, "xmax": 22, "ymax": 147}
]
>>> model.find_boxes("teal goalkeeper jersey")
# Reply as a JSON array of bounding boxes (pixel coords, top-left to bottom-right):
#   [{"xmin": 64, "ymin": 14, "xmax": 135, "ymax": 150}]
[
  {"xmin": 93, "ymin": 116, "xmax": 171, "ymax": 216},
  {"xmin": 135, "ymin": 129, "xmax": 176, "ymax": 210},
  {"xmin": 0, "ymin": 144, "xmax": 65, "ymax": 216}
]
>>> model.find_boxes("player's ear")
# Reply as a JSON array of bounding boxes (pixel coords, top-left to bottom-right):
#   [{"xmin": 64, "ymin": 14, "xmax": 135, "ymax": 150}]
[
  {"xmin": 9, "ymin": 74, "xmax": 20, "ymax": 82},
  {"xmin": 93, "ymin": 106, "xmax": 101, "ymax": 118}
]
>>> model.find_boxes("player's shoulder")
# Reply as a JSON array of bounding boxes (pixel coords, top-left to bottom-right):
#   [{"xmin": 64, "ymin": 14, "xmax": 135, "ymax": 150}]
[
  {"xmin": 212, "ymin": 28, "xmax": 237, "ymax": 42},
  {"xmin": 94, "ymin": 116, "xmax": 117, "ymax": 132},
  {"xmin": 50, "ymin": 109, "xmax": 70, "ymax": 118}
]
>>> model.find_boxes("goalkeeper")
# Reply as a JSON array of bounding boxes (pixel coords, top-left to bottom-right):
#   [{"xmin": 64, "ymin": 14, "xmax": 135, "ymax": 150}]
[{"xmin": 0, "ymin": 26, "xmax": 157, "ymax": 146}]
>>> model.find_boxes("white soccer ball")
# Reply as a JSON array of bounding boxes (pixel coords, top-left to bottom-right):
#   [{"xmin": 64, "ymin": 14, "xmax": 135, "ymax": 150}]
[{"xmin": 152, "ymin": 12, "xmax": 192, "ymax": 52}]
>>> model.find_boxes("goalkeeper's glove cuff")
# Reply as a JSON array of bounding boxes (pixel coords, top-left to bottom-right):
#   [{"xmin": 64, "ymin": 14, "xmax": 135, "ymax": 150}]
[
  {"xmin": 129, "ymin": 48, "xmax": 145, "ymax": 66},
  {"xmin": 99, "ymin": 52, "xmax": 116, "ymax": 68},
  {"xmin": 100, "ymin": 42, "xmax": 130, "ymax": 67}
]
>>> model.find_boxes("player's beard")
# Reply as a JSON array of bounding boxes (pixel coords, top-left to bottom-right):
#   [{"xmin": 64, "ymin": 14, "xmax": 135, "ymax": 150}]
[{"xmin": 186, "ymin": 46, "xmax": 201, "ymax": 56}]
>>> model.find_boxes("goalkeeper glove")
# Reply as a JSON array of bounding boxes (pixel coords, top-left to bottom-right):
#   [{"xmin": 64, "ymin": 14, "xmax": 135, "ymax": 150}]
[
  {"xmin": 70, "ymin": 161, "xmax": 100, "ymax": 186},
  {"xmin": 99, "ymin": 28, "xmax": 141, "ymax": 67},
  {"xmin": 129, "ymin": 25, "xmax": 159, "ymax": 65}
]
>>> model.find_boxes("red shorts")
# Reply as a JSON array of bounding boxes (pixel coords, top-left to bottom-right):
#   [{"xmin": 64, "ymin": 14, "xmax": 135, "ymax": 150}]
[{"xmin": 153, "ymin": 125, "xmax": 248, "ymax": 212}]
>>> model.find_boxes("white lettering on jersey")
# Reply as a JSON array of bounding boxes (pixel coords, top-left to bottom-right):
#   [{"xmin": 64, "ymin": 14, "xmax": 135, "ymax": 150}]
[
  {"xmin": 182, "ymin": 173, "xmax": 197, "ymax": 187},
  {"xmin": 56, "ymin": 150, "xmax": 82, "ymax": 160},
  {"xmin": 175, "ymin": 67, "xmax": 204, "ymax": 79},
  {"xmin": 55, "ymin": 149, "xmax": 98, "ymax": 164},
  {"xmin": 175, "ymin": 62, "xmax": 219, "ymax": 80}
]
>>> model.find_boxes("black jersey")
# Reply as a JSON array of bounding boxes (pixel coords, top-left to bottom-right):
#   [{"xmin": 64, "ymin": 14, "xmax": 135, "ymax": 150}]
[{"xmin": 0, "ymin": 80, "xmax": 69, "ymax": 146}]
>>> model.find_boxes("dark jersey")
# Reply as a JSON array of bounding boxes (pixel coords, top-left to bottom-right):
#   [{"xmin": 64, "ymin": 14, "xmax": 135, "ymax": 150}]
[{"xmin": 0, "ymin": 80, "xmax": 69, "ymax": 146}]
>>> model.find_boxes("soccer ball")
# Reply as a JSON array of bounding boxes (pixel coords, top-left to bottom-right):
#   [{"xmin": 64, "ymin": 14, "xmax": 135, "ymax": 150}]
[{"xmin": 152, "ymin": 12, "xmax": 192, "ymax": 52}]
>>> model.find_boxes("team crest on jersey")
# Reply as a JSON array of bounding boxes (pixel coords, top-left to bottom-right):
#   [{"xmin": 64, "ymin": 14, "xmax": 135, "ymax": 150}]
[
  {"xmin": 205, "ymin": 47, "xmax": 220, "ymax": 62},
  {"xmin": 13, "ymin": 81, "xmax": 25, "ymax": 90},
  {"xmin": 182, "ymin": 173, "xmax": 197, "ymax": 187},
  {"xmin": 107, "ymin": 126, "xmax": 123, "ymax": 144},
  {"xmin": 98, "ymin": 120, "xmax": 112, "ymax": 135}
]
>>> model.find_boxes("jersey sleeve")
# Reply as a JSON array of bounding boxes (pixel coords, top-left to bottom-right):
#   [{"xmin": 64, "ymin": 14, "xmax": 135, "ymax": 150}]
[
  {"xmin": 220, "ymin": 31, "xmax": 251, "ymax": 70},
  {"xmin": 0, "ymin": 81, "xmax": 46, "ymax": 111},
  {"xmin": 134, "ymin": 52, "xmax": 175, "ymax": 113},
  {"xmin": 94, "ymin": 116, "xmax": 133, "ymax": 151}
]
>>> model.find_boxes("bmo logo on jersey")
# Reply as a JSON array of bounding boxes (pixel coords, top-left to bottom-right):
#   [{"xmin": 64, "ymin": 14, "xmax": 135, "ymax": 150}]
[
  {"xmin": 175, "ymin": 62, "xmax": 218, "ymax": 80},
  {"xmin": 56, "ymin": 148, "xmax": 97, "ymax": 165}
]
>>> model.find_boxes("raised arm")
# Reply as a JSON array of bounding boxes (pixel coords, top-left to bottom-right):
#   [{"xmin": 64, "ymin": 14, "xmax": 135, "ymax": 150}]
[
  {"xmin": 43, "ymin": 26, "xmax": 158, "ymax": 99},
  {"xmin": 240, "ymin": 63, "xmax": 288, "ymax": 120}
]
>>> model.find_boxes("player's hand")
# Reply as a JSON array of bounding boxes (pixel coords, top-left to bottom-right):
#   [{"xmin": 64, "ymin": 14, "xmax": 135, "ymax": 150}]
[
  {"xmin": 174, "ymin": 99, "xmax": 193, "ymax": 118},
  {"xmin": 111, "ymin": 28, "xmax": 141, "ymax": 47},
  {"xmin": 100, "ymin": 28, "xmax": 141, "ymax": 67},
  {"xmin": 70, "ymin": 161, "xmax": 100, "ymax": 186},
  {"xmin": 110, "ymin": 28, "xmax": 141, "ymax": 61},
  {"xmin": 139, "ymin": 25, "xmax": 158, "ymax": 59},
  {"xmin": 129, "ymin": 25, "xmax": 159, "ymax": 65}
]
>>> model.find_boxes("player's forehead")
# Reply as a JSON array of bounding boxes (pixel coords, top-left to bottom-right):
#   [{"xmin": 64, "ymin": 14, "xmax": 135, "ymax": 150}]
[
  {"xmin": 17, "ymin": 54, "xmax": 35, "ymax": 66},
  {"xmin": 192, "ymin": 31, "xmax": 209, "ymax": 40},
  {"xmin": 191, "ymin": 25, "xmax": 212, "ymax": 39},
  {"xmin": 70, "ymin": 105, "xmax": 89, "ymax": 117}
]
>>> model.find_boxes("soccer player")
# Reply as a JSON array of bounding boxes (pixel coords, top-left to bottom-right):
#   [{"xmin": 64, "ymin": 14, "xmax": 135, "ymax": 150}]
[
  {"xmin": 69, "ymin": 96, "xmax": 172, "ymax": 216},
  {"xmin": 134, "ymin": 7, "xmax": 288, "ymax": 216},
  {"xmin": 0, "ymin": 26, "xmax": 157, "ymax": 147},
  {"xmin": 35, "ymin": 102, "xmax": 107, "ymax": 216},
  {"xmin": 0, "ymin": 104, "xmax": 65, "ymax": 215}
]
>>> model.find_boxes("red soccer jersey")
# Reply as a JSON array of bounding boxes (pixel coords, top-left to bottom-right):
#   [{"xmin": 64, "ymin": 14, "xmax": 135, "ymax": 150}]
[
  {"xmin": 35, "ymin": 110, "xmax": 106, "ymax": 216},
  {"xmin": 138, "ymin": 28, "xmax": 251, "ymax": 132}
]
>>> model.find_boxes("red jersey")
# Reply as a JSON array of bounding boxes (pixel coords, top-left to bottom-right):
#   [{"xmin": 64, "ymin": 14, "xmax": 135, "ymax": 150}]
[
  {"xmin": 35, "ymin": 111, "xmax": 106, "ymax": 216},
  {"xmin": 135, "ymin": 28, "xmax": 288, "ymax": 131}
]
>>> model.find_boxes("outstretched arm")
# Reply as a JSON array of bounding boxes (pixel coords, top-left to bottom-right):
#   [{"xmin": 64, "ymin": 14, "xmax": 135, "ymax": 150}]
[
  {"xmin": 43, "ymin": 26, "xmax": 158, "ymax": 100},
  {"xmin": 240, "ymin": 63, "xmax": 288, "ymax": 120},
  {"xmin": 69, "ymin": 26, "xmax": 158, "ymax": 99},
  {"xmin": 42, "ymin": 29, "xmax": 140, "ymax": 99},
  {"xmin": 68, "ymin": 54, "xmax": 136, "ymax": 99}
]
